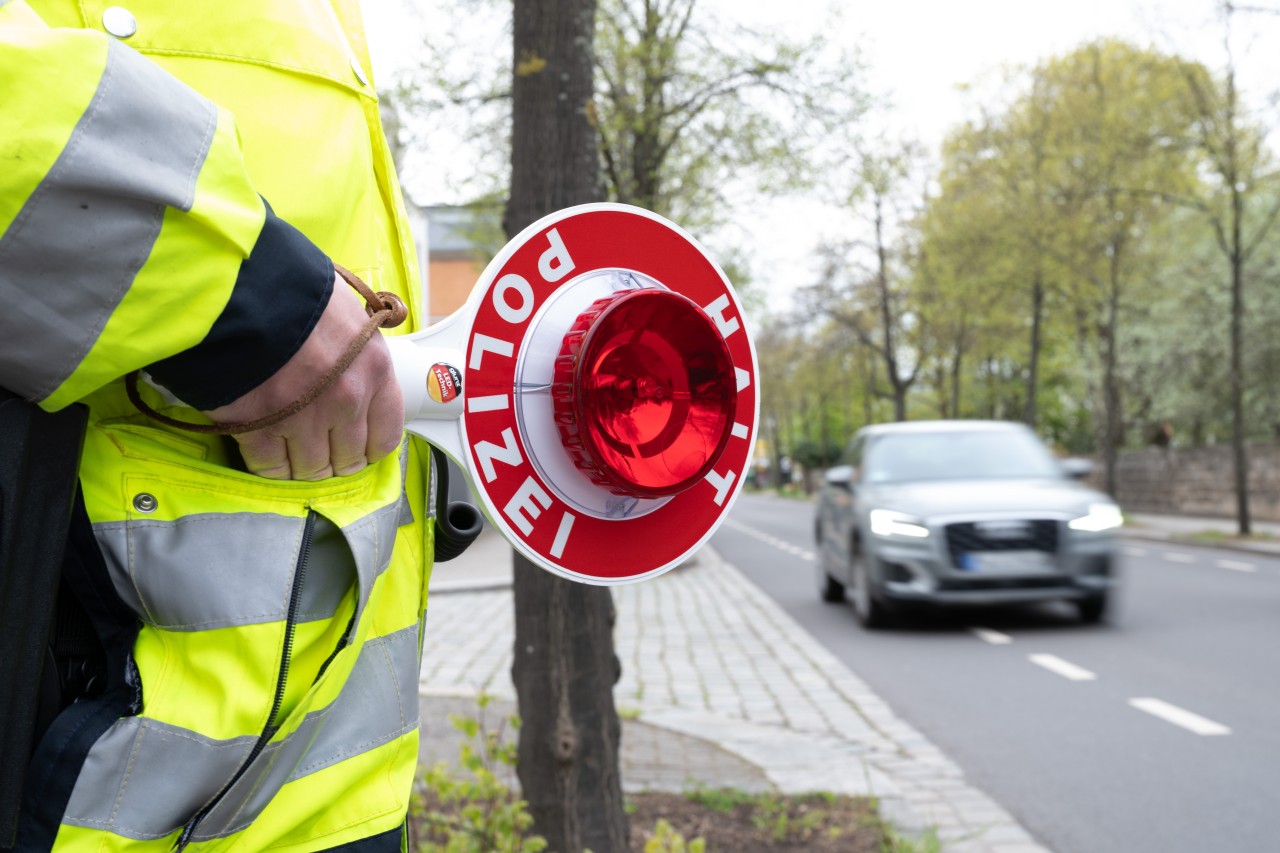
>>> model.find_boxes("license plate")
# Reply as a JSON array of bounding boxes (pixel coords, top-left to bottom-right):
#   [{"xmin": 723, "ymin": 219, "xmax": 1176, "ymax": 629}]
[{"xmin": 958, "ymin": 550, "xmax": 1056, "ymax": 574}]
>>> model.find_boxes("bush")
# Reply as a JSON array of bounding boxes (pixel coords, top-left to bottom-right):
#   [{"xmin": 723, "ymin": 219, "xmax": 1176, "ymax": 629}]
[
  {"xmin": 643, "ymin": 819, "xmax": 706, "ymax": 853},
  {"xmin": 409, "ymin": 694, "xmax": 547, "ymax": 853}
]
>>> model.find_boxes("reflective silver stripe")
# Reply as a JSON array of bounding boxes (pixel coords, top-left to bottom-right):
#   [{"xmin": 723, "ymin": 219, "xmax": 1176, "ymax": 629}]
[
  {"xmin": 94, "ymin": 513, "xmax": 314, "ymax": 630},
  {"xmin": 93, "ymin": 501, "xmax": 400, "ymax": 630},
  {"xmin": 62, "ymin": 624, "xmax": 421, "ymax": 840},
  {"xmin": 197, "ymin": 624, "xmax": 421, "ymax": 840},
  {"xmin": 0, "ymin": 38, "xmax": 216, "ymax": 401},
  {"xmin": 63, "ymin": 721, "xmax": 256, "ymax": 840},
  {"xmin": 345, "ymin": 497, "xmax": 403, "ymax": 615}
]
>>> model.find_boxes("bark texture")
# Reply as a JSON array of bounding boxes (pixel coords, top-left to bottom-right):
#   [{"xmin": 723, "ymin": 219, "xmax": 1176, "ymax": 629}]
[{"xmin": 507, "ymin": 0, "xmax": 629, "ymax": 850}]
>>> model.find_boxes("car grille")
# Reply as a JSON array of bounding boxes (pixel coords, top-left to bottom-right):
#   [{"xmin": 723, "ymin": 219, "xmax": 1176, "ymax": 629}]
[
  {"xmin": 935, "ymin": 576, "xmax": 1072, "ymax": 591},
  {"xmin": 944, "ymin": 519, "xmax": 1059, "ymax": 567}
]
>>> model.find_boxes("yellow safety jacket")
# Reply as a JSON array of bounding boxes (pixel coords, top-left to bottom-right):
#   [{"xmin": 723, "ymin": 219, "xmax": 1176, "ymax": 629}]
[{"xmin": 1, "ymin": 1, "xmax": 432, "ymax": 850}]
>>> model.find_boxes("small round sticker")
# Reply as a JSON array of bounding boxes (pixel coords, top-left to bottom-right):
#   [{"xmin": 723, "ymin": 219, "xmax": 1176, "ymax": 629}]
[{"xmin": 427, "ymin": 363, "xmax": 462, "ymax": 404}]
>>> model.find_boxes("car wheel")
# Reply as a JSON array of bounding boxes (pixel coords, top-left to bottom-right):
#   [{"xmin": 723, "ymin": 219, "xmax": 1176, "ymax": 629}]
[
  {"xmin": 1076, "ymin": 593, "xmax": 1108, "ymax": 624},
  {"xmin": 851, "ymin": 542, "xmax": 890, "ymax": 629},
  {"xmin": 815, "ymin": 519, "xmax": 846, "ymax": 602},
  {"xmin": 817, "ymin": 564, "xmax": 846, "ymax": 603}
]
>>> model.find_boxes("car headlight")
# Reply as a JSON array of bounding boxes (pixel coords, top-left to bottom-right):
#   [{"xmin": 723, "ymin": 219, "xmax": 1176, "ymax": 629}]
[
  {"xmin": 869, "ymin": 509, "xmax": 930, "ymax": 538},
  {"xmin": 1068, "ymin": 503, "xmax": 1123, "ymax": 532}
]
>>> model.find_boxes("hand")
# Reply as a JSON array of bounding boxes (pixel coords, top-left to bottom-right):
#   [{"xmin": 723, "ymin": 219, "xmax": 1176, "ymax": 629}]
[{"xmin": 204, "ymin": 275, "xmax": 405, "ymax": 480}]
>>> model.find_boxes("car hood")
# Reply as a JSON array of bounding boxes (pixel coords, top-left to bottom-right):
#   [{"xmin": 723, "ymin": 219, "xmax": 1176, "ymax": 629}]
[{"xmin": 864, "ymin": 478, "xmax": 1108, "ymax": 520}]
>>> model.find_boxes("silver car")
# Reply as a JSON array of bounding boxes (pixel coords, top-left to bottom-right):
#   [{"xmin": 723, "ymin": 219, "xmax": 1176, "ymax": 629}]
[{"xmin": 815, "ymin": 420, "xmax": 1120, "ymax": 627}]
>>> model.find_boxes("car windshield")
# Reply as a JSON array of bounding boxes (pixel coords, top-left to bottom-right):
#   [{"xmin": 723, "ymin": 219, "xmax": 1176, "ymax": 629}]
[{"xmin": 863, "ymin": 428, "xmax": 1063, "ymax": 483}]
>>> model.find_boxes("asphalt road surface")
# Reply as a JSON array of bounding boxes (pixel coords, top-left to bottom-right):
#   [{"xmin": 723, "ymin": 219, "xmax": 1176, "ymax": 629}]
[{"xmin": 711, "ymin": 491, "xmax": 1280, "ymax": 853}]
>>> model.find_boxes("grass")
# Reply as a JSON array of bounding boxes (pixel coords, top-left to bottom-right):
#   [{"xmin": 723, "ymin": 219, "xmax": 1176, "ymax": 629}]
[
  {"xmin": 1181, "ymin": 528, "xmax": 1278, "ymax": 543},
  {"xmin": 657, "ymin": 786, "xmax": 943, "ymax": 852}
]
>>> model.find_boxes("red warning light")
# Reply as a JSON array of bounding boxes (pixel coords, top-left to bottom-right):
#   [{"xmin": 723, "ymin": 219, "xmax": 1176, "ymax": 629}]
[{"xmin": 553, "ymin": 289, "xmax": 736, "ymax": 499}]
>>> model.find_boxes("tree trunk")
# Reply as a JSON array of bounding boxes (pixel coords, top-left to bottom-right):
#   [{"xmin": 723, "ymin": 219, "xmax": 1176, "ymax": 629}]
[
  {"xmin": 950, "ymin": 347, "xmax": 963, "ymax": 420},
  {"xmin": 871, "ymin": 196, "xmax": 908, "ymax": 422},
  {"xmin": 1102, "ymin": 280, "xmax": 1121, "ymax": 498},
  {"xmin": 1024, "ymin": 273, "xmax": 1043, "ymax": 429},
  {"xmin": 507, "ymin": 1, "xmax": 629, "ymax": 850},
  {"xmin": 512, "ymin": 559, "xmax": 627, "ymax": 851},
  {"xmin": 1229, "ymin": 206, "xmax": 1250, "ymax": 535}
]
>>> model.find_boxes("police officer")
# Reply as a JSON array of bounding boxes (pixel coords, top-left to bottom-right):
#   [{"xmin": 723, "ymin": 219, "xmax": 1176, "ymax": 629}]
[{"xmin": 1, "ymin": 2, "xmax": 432, "ymax": 849}]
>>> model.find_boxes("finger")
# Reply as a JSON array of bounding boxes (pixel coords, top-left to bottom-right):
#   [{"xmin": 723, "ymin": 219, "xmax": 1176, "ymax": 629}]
[
  {"xmin": 234, "ymin": 430, "xmax": 292, "ymax": 480},
  {"xmin": 330, "ymin": 406, "xmax": 371, "ymax": 476},
  {"xmin": 283, "ymin": 414, "xmax": 336, "ymax": 481},
  {"xmin": 364, "ymin": 378, "xmax": 405, "ymax": 464}
]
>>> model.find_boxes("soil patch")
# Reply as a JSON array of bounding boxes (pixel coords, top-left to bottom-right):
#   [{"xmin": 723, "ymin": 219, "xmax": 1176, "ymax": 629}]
[{"xmin": 627, "ymin": 789, "xmax": 888, "ymax": 852}]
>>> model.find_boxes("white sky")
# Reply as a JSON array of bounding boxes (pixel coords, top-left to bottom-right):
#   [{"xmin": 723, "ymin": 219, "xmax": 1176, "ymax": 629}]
[{"xmin": 359, "ymin": 0, "xmax": 1280, "ymax": 313}]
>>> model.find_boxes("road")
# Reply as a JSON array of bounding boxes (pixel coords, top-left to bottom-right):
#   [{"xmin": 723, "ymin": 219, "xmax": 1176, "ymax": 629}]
[{"xmin": 710, "ymin": 491, "xmax": 1280, "ymax": 853}]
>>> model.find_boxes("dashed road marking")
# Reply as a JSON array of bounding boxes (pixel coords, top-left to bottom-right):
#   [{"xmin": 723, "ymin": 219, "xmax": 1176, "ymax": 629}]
[
  {"xmin": 1162, "ymin": 552, "xmax": 1196, "ymax": 564},
  {"xmin": 1121, "ymin": 546, "xmax": 1148, "ymax": 557},
  {"xmin": 1216, "ymin": 559, "xmax": 1256, "ymax": 572},
  {"xmin": 1129, "ymin": 698, "xmax": 1231, "ymax": 736},
  {"xmin": 1028, "ymin": 654, "xmax": 1097, "ymax": 681},
  {"xmin": 723, "ymin": 518, "xmax": 816, "ymax": 562},
  {"xmin": 971, "ymin": 628, "xmax": 1013, "ymax": 645}
]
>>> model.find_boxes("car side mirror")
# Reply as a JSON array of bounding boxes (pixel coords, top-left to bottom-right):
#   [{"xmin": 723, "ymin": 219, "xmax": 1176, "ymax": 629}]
[
  {"xmin": 1060, "ymin": 458, "xmax": 1094, "ymax": 480},
  {"xmin": 824, "ymin": 464, "xmax": 855, "ymax": 490}
]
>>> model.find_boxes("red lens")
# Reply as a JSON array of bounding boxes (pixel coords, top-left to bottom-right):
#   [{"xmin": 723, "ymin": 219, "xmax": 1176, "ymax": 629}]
[{"xmin": 552, "ymin": 289, "xmax": 737, "ymax": 498}]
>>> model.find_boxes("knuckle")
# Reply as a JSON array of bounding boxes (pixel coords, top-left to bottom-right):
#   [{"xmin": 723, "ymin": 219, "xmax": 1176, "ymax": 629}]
[
  {"xmin": 250, "ymin": 463, "xmax": 292, "ymax": 480},
  {"xmin": 335, "ymin": 458, "xmax": 368, "ymax": 477},
  {"xmin": 369, "ymin": 431, "xmax": 403, "ymax": 462},
  {"xmin": 297, "ymin": 465, "xmax": 335, "ymax": 482},
  {"xmin": 327, "ymin": 374, "xmax": 367, "ymax": 417}
]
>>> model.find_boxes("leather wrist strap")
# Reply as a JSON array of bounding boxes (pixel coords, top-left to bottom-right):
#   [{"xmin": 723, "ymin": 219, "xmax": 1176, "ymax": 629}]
[{"xmin": 125, "ymin": 264, "xmax": 407, "ymax": 435}]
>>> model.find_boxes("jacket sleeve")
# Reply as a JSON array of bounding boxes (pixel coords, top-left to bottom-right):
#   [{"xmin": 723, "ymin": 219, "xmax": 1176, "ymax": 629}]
[{"xmin": 0, "ymin": 0, "xmax": 334, "ymax": 412}]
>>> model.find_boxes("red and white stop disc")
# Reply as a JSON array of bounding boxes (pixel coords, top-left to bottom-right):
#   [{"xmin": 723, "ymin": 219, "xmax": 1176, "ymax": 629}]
[{"xmin": 458, "ymin": 204, "xmax": 758, "ymax": 584}]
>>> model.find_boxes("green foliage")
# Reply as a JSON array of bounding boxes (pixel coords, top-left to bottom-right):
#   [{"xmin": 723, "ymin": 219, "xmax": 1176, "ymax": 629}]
[
  {"xmin": 409, "ymin": 696, "xmax": 547, "ymax": 853},
  {"xmin": 749, "ymin": 793, "xmax": 829, "ymax": 842},
  {"xmin": 791, "ymin": 437, "xmax": 844, "ymax": 470},
  {"xmin": 880, "ymin": 825, "xmax": 943, "ymax": 853},
  {"xmin": 684, "ymin": 786, "xmax": 757, "ymax": 814},
  {"xmin": 925, "ymin": 42, "xmax": 1206, "ymax": 427},
  {"xmin": 642, "ymin": 819, "xmax": 706, "ymax": 853},
  {"xmin": 683, "ymin": 787, "xmax": 855, "ymax": 846}
]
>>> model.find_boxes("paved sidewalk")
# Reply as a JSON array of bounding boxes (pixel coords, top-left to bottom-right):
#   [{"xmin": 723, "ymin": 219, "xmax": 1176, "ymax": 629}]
[
  {"xmin": 1123, "ymin": 512, "xmax": 1280, "ymax": 554},
  {"xmin": 420, "ymin": 524, "xmax": 1048, "ymax": 853}
]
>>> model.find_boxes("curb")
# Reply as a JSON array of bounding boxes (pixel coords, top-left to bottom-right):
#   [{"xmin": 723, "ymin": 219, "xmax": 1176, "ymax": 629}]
[
  {"xmin": 1121, "ymin": 527, "xmax": 1280, "ymax": 557},
  {"xmin": 419, "ymin": 685, "xmax": 929, "ymax": 844},
  {"xmin": 418, "ymin": 544, "xmax": 1050, "ymax": 852}
]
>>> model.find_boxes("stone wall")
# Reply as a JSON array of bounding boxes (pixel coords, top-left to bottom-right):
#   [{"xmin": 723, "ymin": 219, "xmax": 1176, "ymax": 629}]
[{"xmin": 1095, "ymin": 443, "xmax": 1280, "ymax": 521}]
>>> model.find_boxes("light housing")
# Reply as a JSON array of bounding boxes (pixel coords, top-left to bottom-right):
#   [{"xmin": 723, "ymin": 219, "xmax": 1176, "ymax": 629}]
[
  {"xmin": 552, "ymin": 289, "xmax": 736, "ymax": 499},
  {"xmin": 1068, "ymin": 503, "xmax": 1124, "ymax": 532},
  {"xmin": 869, "ymin": 509, "xmax": 930, "ymax": 539}
]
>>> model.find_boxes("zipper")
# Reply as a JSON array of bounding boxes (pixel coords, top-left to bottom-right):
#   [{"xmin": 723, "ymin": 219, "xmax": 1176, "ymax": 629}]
[
  {"xmin": 312, "ymin": 611, "xmax": 356, "ymax": 686},
  {"xmin": 175, "ymin": 510, "xmax": 317, "ymax": 851}
]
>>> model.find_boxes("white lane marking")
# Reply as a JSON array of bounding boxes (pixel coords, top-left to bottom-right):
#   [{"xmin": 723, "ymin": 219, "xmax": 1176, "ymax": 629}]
[
  {"xmin": 971, "ymin": 628, "xmax": 1013, "ymax": 645},
  {"xmin": 723, "ymin": 517, "xmax": 816, "ymax": 562},
  {"xmin": 1216, "ymin": 559, "xmax": 1256, "ymax": 572},
  {"xmin": 1163, "ymin": 552, "xmax": 1197, "ymax": 564},
  {"xmin": 1129, "ymin": 698, "xmax": 1231, "ymax": 736},
  {"xmin": 1122, "ymin": 546, "xmax": 1148, "ymax": 557},
  {"xmin": 1028, "ymin": 654, "xmax": 1097, "ymax": 681}
]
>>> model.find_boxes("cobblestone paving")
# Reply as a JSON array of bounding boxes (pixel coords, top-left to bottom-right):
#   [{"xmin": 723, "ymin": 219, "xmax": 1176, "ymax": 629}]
[
  {"xmin": 420, "ymin": 549, "xmax": 1051, "ymax": 852},
  {"xmin": 419, "ymin": 694, "xmax": 774, "ymax": 795}
]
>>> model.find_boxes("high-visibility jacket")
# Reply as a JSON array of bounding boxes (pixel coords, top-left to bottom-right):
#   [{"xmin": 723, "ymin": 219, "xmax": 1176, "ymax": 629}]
[{"xmin": 1, "ymin": 1, "xmax": 433, "ymax": 850}]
